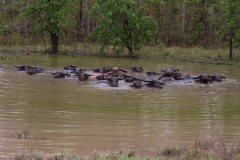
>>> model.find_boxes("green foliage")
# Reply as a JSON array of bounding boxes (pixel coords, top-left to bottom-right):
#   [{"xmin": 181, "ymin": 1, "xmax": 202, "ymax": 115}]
[
  {"xmin": 20, "ymin": 0, "xmax": 78, "ymax": 54},
  {"xmin": 21, "ymin": 0, "xmax": 77, "ymax": 36},
  {"xmin": 89, "ymin": 0, "xmax": 158, "ymax": 57}
]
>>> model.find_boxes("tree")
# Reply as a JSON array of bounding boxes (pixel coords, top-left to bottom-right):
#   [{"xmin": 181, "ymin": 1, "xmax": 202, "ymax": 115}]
[
  {"xmin": 89, "ymin": 0, "xmax": 157, "ymax": 57},
  {"xmin": 21, "ymin": 0, "xmax": 77, "ymax": 54},
  {"xmin": 221, "ymin": 0, "xmax": 240, "ymax": 59}
]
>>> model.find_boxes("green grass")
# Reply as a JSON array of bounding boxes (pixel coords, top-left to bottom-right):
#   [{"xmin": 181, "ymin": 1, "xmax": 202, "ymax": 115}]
[{"xmin": 0, "ymin": 43, "xmax": 240, "ymax": 66}]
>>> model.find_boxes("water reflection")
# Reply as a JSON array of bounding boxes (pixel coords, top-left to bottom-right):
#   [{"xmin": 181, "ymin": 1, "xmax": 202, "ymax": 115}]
[{"xmin": 0, "ymin": 55, "xmax": 240, "ymax": 156}]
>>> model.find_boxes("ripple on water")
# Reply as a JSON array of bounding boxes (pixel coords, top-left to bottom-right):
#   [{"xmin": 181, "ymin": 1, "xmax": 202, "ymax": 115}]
[{"xmin": 0, "ymin": 61, "xmax": 240, "ymax": 156}]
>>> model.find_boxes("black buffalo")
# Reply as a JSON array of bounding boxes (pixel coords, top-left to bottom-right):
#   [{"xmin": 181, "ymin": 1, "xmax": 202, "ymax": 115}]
[
  {"xmin": 27, "ymin": 68, "xmax": 37, "ymax": 75},
  {"xmin": 180, "ymin": 73, "xmax": 198, "ymax": 80},
  {"xmin": 210, "ymin": 74, "xmax": 226, "ymax": 82},
  {"xmin": 131, "ymin": 66, "xmax": 144, "ymax": 72},
  {"xmin": 52, "ymin": 72, "xmax": 70, "ymax": 78},
  {"xmin": 125, "ymin": 76, "xmax": 139, "ymax": 82},
  {"xmin": 193, "ymin": 74, "xmax": 213, "ymax": 84},
  {"xmin": 141, "ymin": 78, "xmax": 165, "ymax": 88},
  {"xmin": 76, "ymin": 72, "xmax": 92, "ymax": 81},
  {"xmin": 146, "ymin": 71, "xmax": 159, "ymax": 76},
  {"xmin": 64, "ymin": 65, "xmax": 78, "ymax": 70},
  {"xmin": 161, "ymin": 68, "xmax": 179, "ymax": 77},
  {"xmin": 72, "ymin": 68, "xmax": 86, "ymax": 74},
  {"xmin": 93, "ymin": 67, "xmax": 112, "ymax": 73},
  {"xmin": 104, "ymin": 75, "xmax": 125, "ymax": 87},
  {"xmin": 31, "ymin": 60, "xmax": 45, "ymax": 72},
  {"xmin": 130, "ymin": 80, "xmax": 143, "ymax": 89},
  {"xmin": 13, "ymin": 60, "xmax": 30, "ymax": 71},
  {"xmin": 96, "ymin": 74, "xmax": 106, "ymax": 80}
]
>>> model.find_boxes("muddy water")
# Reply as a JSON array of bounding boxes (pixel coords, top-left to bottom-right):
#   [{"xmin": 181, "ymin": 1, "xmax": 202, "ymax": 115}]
[{"xmin": 0, "ymin": 54, "xmax": 240, "ymax": 156}]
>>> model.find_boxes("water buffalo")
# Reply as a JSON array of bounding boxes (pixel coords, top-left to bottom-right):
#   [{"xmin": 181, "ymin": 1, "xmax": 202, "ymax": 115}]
[
  {"xmin": 146, "ymin": 80, "xmax": 164, "ymax": 88},
  {"xmin": 158, "ymin": 72, "xmax": 183, "ymax": 81},
  {"xmin": 34, "ymin": 67, "xmax": 44, "ymax": 73},
  {"xmin": 27, "ymin": 68, "xmax": 37, "ymax": 75},
  {"xmin": 104, "ymin": 75, "xmax": 125, "ymax": 87},
  {"xmin": 72, "ymin": 68, "xmax": 86, "ymax": 74},
  {"xmin": 64, "ymin": 65, "xmax": 78, "ymax": 70},
  {"xmin": 130, "ymin": 80, "xmax": 143, "ymax": 89},
  {"xmin": 125, "ymin": 76, "xmax": 139, "ymax": 82},
  {"xmin": 93, "ymin": 66, "xmax": 112, "ymax": 73},
  {"xmin": 52, "ymin": 69, "xmax": 72, "ymax": 75},
  {"xmin": 76, "ymin": 72, "xmax": 92, "ymax": 81},
  {"xmin": 158, "ymin": 76, "xmax": 176, "ymax": 82},
  {"xmin": 180, "ymin": 73, "xmax": 198, "ymax": 80},
  {"xmin": 13, "ymin": 60, "xmax": 30, "ymax": 71},
  {"xmin": 32, "ymin": 60, "xmax": 45, "ymax": 71},
  {"xmin": 141, "ymin": 78, "xmax": 165, "ymax": 88},
  {"xmin": 193, "ymin": 74, "xmax": 213, "ymax": 84},
  {"xmin": 96, "ymin": 74, "xmax": 106, "ymax": 80},
  {"xmin": 210, "ymin": 74, "xmax": 226, "ymax": 82},
  {"xmin": 131, "ymin": 66, "xmax": 144, "ymax": 72},
  {"xmin": 161, "ymin": 68, "xmax": 179, "ymax": 77},
  {"xmin": 146, "ymin": 71, "xmax": 159, "ymax": 76},
  {"xmin": 52, "ymin": 72, "xmax": 70, "ymax": 78}
]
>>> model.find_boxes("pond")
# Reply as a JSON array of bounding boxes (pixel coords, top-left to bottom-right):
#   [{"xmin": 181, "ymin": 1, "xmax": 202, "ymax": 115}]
[{"xmin": 0, "ymin": 54, "xmax": 240, "ymax": 157}]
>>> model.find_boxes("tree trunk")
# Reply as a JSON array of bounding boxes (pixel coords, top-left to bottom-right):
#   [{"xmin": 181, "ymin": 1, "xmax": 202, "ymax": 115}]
[
  {"xmin": 203, "ymin": 0, "xmax": 208, "ymax": 49},
  {"xmin": 136, "ymin": 0, "xmax": 141, "ymax": 11},
  {"xmin": 84, "ymin": 0, "xmax": 90, "ymax": 35},
  {"xmin": 77, "ymin": 0, "xmax": 83, "ymax": 41},
  {"xmin": 180, "ymin": 0, "xmax": 185, "ymax": 46},
  {"xmin": 50, "ymin": 33, "xmax": 59, "ymax": 54},
  {"xmin": 229, "ymin": 35, "xmax": 233, "ymax": 59},
  {"xmin": 228, "ymin": 0, "xmax": 232, "ymax": 59}
]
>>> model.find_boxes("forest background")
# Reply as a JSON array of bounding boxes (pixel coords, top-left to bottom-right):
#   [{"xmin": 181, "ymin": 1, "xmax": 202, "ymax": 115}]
[{"xmin": 0, "ymin": 0, "xmax": 239, "ymax": 65}]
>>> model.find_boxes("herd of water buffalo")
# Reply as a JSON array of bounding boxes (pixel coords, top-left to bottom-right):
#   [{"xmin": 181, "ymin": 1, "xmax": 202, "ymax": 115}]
[{"xmin": 4, "ymin": 59, "xmax": 227, "ymax": 89}]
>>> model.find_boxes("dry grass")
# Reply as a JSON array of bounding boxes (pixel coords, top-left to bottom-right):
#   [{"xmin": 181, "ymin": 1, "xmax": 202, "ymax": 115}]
[{"xmin": 4, "ymin": 134, "xmax": 240, "ymax": 160}]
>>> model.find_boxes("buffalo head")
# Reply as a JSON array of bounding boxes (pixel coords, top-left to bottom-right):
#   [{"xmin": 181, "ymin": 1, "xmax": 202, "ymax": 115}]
[
  {"xmin": 125, "ymin": 76, "xmax": 139, "ymax": 82},
  {"xmin": 27, "ymin": 68, "xmax": 37, "ymax": 75},
  {"xmin": 64, "ymin": 65, "xmax": 78, "ymax": 70},
  {"xmin": 77, "ymin": 72, "xmax": 92, "ymax": 81},
  {"xmin": 141, "ymin": 78, "xmax": 164, "ymax": 88},
  {"xmin": 161, "ymin": 68, "xmax": 179, "ymax": 77},
  {"xmin": 96, "ymin": 74, "xmax": 106, "ymax": 80},
  {"xmin": 104, "ymin": 75, "xmax": 125, "ymax": 87},
  {"xmin": 193, "ymin": 74, "xmax": 213, "ymax": 84},
  {"xmin": 13, "ymin": 60, "xmax": 30, "ymax": 71},
  {"xmin": 210, "ymin": 74, "xmax": 226, "ymax": 82},
  {"xmin": 131, "ymin": 66, "xmax": 144, "ymax": 72},
  {"xmin": 146, "ymin": 71, "xmax": 159, "ymax": 76},
  {"xmin": 130, "ymin": 80, "xmax": 143, "ymax": 89},
  {"xmin": 93, "ymin": 66, "xmax": 112, "ymax": 73}
]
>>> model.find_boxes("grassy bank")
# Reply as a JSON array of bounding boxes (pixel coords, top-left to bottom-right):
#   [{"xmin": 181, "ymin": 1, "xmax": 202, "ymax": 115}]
[
  {"xmin": 5, "ymin": 134, "xmax": 240, "ymax": 160},
  {"xmin": 0, "ymin": 44, "xmax": 240, "ymax": 66}
]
